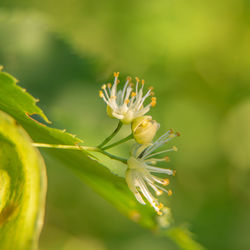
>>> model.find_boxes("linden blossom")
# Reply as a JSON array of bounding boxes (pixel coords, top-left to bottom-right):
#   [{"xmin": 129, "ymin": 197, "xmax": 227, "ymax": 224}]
[
  {"xmin": 125, "ymin": 130, "xmax": 179, "ymax": 215},
  {"xmin": 99, "ymin": 72, "xmax": 156, "ymax": 124}
]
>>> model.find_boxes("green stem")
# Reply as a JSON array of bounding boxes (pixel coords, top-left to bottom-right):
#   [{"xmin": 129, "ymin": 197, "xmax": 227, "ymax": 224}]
[
  {"xmin": 32, "ymin": 143, "xmax": 127, "ymax": 164},
  {"xmin": 102, "ymin": 134, "xmax": 133, "ymax": 150},
  {"xmin": 98, "ymin": 149, "xmax": 127, "ymax": 164},
  {"xmin": 98, "ymin": 121, "xmax": 123, "ymax": 148}
]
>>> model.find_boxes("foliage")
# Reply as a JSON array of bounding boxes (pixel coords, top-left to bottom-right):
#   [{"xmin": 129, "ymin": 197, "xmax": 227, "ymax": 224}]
[
  {"xmin": 0, "ymin": 68, "xmax": 204, "ymax": 249},
  {"xmin": 0, "ymin": 110, "xmax": 46, "ymax": 250}
]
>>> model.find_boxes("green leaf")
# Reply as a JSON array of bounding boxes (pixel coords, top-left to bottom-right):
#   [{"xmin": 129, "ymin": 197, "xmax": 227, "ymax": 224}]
[
  {"xmin": 0, "ymin": 68, "xmax": 204, "ymax": 249},
  {"xmin": 0, "ymin": 110, "xmax": 47, "ymax": 250},
  {"xmin": 0, "ymin": 67, "xmax": 81, "ymax": 145}
]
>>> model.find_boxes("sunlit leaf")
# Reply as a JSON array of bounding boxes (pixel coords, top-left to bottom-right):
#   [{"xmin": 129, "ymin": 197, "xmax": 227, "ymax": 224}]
[{"xmin": 0, "ymin": 110, "xmax": 47, "ymax": 250}]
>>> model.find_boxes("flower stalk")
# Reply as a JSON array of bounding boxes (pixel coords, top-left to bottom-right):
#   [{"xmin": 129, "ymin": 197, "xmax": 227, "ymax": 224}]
[
  {"xmin": 102, "ymin": 133, "xmax": 133, "ymax": 150},
  {"xmin": 98, "ymin": 121, "xmax": 123, "ymax": 148}
]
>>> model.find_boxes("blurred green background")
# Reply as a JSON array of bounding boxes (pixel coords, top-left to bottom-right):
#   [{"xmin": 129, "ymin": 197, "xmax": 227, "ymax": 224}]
[{"xmin": 1, "ymin": 0, "xmax": 250, "ymax": 249}]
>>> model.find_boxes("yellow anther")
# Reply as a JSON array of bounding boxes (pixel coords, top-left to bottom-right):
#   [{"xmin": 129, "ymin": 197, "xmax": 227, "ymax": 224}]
[
  {"xmin": 157, "ymin": 211, "xmax": 163, "ymax": 216},
  {"xmin": 114, "ymin": 72, "xmax": 120, "ymax": 77},
  {"xmin": 141, "ymin": 79, "xmax": 145, "ymax": 85},
  {"xmin": 156, "ymin": 190, "xmax": 163, "ymax": 196},
  {"xmin": 102, "ymin": 84, "xmax": 106, "ymax": 89},
  {"xmin": 135, "ymin": 77, "xmax": 140, "ymax": 82},
  {"xmin": 107, "ymin": 83, "xmax": 112, "ymax": 88},
  {"xmin": 131, "ymin": 92, "xmax": 137, "ymax": 97},
  {"xmin": 172, "ymin": 146, "xmax": 178, "ymax": 151},
  {"xmin": 99, "ymin": 90, "xmax": 104, "ymax": 98},
  {"xmin": 127, "ymin": 76, "xmax": 132, "ymax": 81},
  {"xmin": 151, "ymin": 101, "xmax": 156, "ymax": 107},
  {"xmin": 149, "ymin": 86, "xmax": 154, "ymax": 91},
  {"xmin": 165, "ymin": 156, "xmax": 170, "ymax": 162},
  {"xmin": 173, "ymin": 170, "xmax": 176, "ymax": 176},
  {"xmin": 125, "ymin": 99, "xmax": 130, "ymax": 104},
  {"xmin": 176, "ymin": 132, "xmax": 181, "ymax": 137},
  {"xmin": 158, "ymin": 203, "xmax": 164, "ymax": 209},
  {"xmin": 151, "ymin": 97, "xmax": 156, "ymax": 101},
  {"xmin": 163, "ymin": 178, "xmax": 170, "ymax": 186},
  {"xmin": 168, "ymin": 190, "xmax": 173, "ymax": 196}
]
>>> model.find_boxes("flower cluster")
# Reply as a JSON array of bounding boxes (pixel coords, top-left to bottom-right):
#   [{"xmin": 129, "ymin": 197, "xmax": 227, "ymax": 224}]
[
  {"xmin": 99, "ymin": 72, "xmax": 156, "ymax": 124},
  {"xmin": 99, "ymin": 72, "xmax": 179, "ymax": 215}
]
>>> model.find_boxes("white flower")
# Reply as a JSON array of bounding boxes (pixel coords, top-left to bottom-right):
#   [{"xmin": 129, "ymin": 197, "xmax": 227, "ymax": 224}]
[
  {"xmin": 125, "ymin": 130, "xmax": 179, "ymax": 215},
  {"xmin": 99, "ymin": 72, "xmax": 156, "ymax": 124}
]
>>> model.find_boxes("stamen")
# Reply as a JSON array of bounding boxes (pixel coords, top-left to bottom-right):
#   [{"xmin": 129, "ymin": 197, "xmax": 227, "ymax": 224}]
[
  {"xmin": 157, "ymin": 190, "xmax": 163, "ymax": 196},
  {"xmin": 158, "ymin": 203, "xmax": 164, "ymax": 209},
  {"xmin": 168, "ymin": 190, "xmax": 173, "ymax": 196},
  {"xmin": 127, "ymin": 76, "xmax": 132, "ymax": 81},
  {"xmin": 99, "ymin": 90, "xmax": 104, "ymax": 98},
  {"xmin": 125, "ymin": 99, "xmax": 130, "ymax": 104},
  {"xmin": 149, "ymin": 86, "xmax": 154, "ymax": 91},
  {"xmin": 165, "ymin": 156, "xmax": 170, "ymax": 162},
  {"xmin": 131, "ymin": 92, "xmax": 137, "ymax": 97},
  {"xmin": 114, "ymin": 72, "xmax": 120, "ymax": 77},
  {"xmin": 135, "ymin": 77, "xmax": 140, "ymax": 82},
  {"xmin": 141, "ymin": 79, "xmax": 145, "ymax": 85},
  {"xmin": 150, "ymin": 97, "xmax": 157, "ymax": 107},
  {"xmin": 122, "ymin": 79, "xmax": 131, "ymax": 101},
  {"xmin": 163, "ymin": 178, "xmax": 170, "ymax": 186},
  {"xmin": 173, "ymin": 170, "xmax": 176, "ymax": 176},
  {"xmin": 176, "ymin": 132, "xmax": 181, "ymax": 137},
  {"xmin": 101, "ymin": 84, "xmax": 106, "ymax": 89},
  {"xmin": 107, "ymin": 83, "xmax": 112, "ymax": 88},
  {"xmin": 150, "ymin": 92, "xmax": 155, "ymax": 96},
  {"xmin": 144, "ymin": 148, "xmax": 176, "ymax": 159},
  {"xmin": 148, "ymin": 182, "xmax": 163, "ymax": 196}
]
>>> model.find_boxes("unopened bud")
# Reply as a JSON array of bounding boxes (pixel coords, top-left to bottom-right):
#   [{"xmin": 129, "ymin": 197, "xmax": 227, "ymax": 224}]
[{"xmin": 131, "ymin": 116, "xmax": 160, "ymax": 144}]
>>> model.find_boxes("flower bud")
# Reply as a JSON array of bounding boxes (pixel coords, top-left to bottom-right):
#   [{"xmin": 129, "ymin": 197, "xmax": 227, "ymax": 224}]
[{"xmin": 131, "ymin": 116, "xmax": 159, "ymax": 144}]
